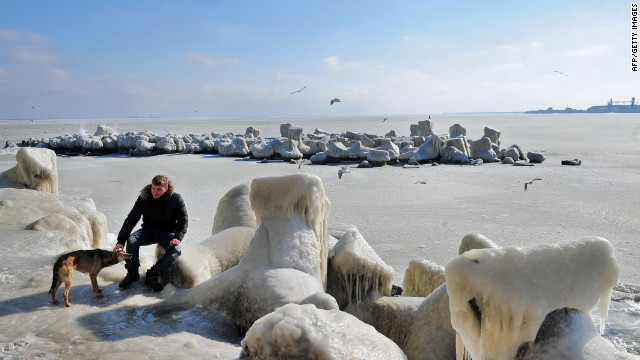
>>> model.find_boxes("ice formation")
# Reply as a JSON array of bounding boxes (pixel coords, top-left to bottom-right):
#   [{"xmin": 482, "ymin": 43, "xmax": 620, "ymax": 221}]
[
  {"xmin": 402, "ymin": 258, "xmax": 446, "ymax": 297},
  {"xmin": 157, "ymin": 183, "xmax": 257, "ymax": 287},
  {"xmin": 458, "ymin": 232, "xmax": 499, "ymax": 255},
  {"xmin": 0, "ymin": 188, "xmax": 109, "ymax": 254},
  {"xmin": 240, "ymin": 303, "xmax": 407, "ymax": 360},
  {"xmin": 249, "ymin": 173, "xmax": 330, "ymax": 285},
  {"xmin": 174, "ymin": 174, "xmax": 337, "ymax": 332},
  {"xmin": 326, "ymin": 229, "xmax": 394, "ymax": 308},
  {"xmin": 2, "ymin": 147, "xmax": 58, "ymax": 194},
  {"xmin": 445, "ymin": 237, "xmax": 620, "ymax": 360}
]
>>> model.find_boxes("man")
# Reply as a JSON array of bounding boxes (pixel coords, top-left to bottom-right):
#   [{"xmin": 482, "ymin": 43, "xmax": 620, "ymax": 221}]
[{"xmin": 113, "ymin": 175, "xmax": 188, "ymax": 291}]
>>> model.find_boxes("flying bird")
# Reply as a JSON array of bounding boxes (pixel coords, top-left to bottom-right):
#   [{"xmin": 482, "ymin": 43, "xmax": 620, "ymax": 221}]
[
  {"xmin": 554, "ymin": 70, "xmax": 568, "ymax": 76},
  {"xmin": 337, "ymin": 166, "xmax": 350, "ymax": 179},
  {"xmin": 32, "ymin": 106, "xmax": 36, "ymax": 110},
  {"xmin": 330, "ymin": 98, "xmax": 341, "ymax": 105},
  {"xmin": 291, "ymin": 86, "xmax": 307, "ymax": 94},
  {"xmin": 524, "ymin": 178, "xmax": 543, "ymax": 191},
  {"xmin": 383, "ymin": 117, "xmax": 388, "ymax": 122}
]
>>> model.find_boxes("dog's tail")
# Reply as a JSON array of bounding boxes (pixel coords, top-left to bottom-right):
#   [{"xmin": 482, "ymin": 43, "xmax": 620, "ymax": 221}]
[{"xmin": 49, "ymin": 260, "xmax": 61, "ymax": 294}]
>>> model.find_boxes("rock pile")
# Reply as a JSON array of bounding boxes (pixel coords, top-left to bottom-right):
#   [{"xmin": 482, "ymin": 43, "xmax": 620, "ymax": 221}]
[{"xmin": 16, "ymin": 119, "xmax": 545, "ymax": 166}]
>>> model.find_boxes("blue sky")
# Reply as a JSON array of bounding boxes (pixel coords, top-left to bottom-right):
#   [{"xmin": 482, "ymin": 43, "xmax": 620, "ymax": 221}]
[{"xmin": 0, "ymin": 1, "xmax": 636, "ymax": 119}]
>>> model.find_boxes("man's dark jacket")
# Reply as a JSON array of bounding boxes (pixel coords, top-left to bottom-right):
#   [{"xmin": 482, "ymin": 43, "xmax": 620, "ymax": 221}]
[{"xmin": 117, "ymin": 184, "xmax": 188, "ymax": 245}]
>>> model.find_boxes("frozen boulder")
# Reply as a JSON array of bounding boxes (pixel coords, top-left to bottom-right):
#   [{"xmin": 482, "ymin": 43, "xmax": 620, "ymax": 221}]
[
  {"xmin": 346, "ymin": 283, "xmax": 456, "ymax": 360},
  {"xmin": 240, "ymin": 303, "xmax": 407, "ymax": 360},
  {"xmin": 218, "ymin": 137, "xmax": 250, "ymax": 157},
  {"xmin": 446, "ymin": 237, "xmax": 620, "ymax": 360},
  {"xmin": 440, "ymin": 146, "xmax": 470, "ymax": 164},
  {"xmin": 399, "ymin": 134, "xmax": 445, "ymax": 163},
  {"xmin": 402, "ymin": 259, "xmax": 446, "ymax": 297},
  {"xmin": 327, "ymin": 229, "xmax": 394, "ymax": 308},
  {"xmin": 158, "ymin": 183, "xmax": 257, "ymax": 288},
  {"xmin": 175, "ymin": 174, "xmax": 337, "ymax": 332},
  {"xmin": 2, "ymin": 147, "xmax": 58, "ymax": 194},
  {"xmin": 417, "ymin": 120, "xmax": 435, "ymax": 137},
  {"xmin": 94, "ymin": 124, "xmax": 115, "ymax": 136},
  {"xmin": 367, "ymin": 149, "xmax": 391, "ymax": 166},
  {"xmin": 469, "ymin": 137, "xmax": 497, "ymax": 162},
  {"xmin": 458, "ymin": 232, "xmax": 499, "ymax": 255},
  {"xmin": 527, "ymin": 151, "xmax": 546, "ymax": 163},
  {"xmin": 449, "ymin": 123, "xmax": 466, "ymax": 138},
  {"xmin": 484, "ymin": 126, "xmax": 501, "ymax": 145}
]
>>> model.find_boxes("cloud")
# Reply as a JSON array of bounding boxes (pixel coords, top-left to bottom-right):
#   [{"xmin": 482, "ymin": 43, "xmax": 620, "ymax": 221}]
[
  {"xmin": 185, "ymin": 53, "xmax": 239, "ymax": 67},
  {"xmin": 492, "ymin": 63, "xmax": 526, "ymax": 70},
  {"xmin": 25, "ymin": 32, "xmax": 51, "ymax": 43},
  {"xmin": 0, "ymin": 28, "xmax": 50, "ymax": 43},
  {"xmin": 46, "ymin": 68, "xmax": 70, "ymax": 82},
  {"xmin": 2, "ymin": 46, "xmax": 62, "ymax": 65},
  {"xmin": 566, "ymin": 44, "xmax": 613, "ymax": 57},
  {"xmin": 0, "ymin": 28, "xmax": 21, "ymax": 42},
  {"xmin": 322, "ymin": 56, "xmax": 362, "ymax": 70}
]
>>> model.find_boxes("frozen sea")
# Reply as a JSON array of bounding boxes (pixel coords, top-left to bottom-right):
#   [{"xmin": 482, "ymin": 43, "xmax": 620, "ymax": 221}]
[{"xmin": 0, "ymin": 113, "xmax": 639, "ymax": 358}]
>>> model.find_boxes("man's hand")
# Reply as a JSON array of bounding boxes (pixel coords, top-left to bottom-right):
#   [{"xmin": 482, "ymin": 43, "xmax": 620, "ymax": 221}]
[
  {"xmin": 170, "ymin": 239, "xmax": 181, "ymax": 246},
  {"xmin": 113, "ymin": 244, "xmax": 124, "ymax": 253}
]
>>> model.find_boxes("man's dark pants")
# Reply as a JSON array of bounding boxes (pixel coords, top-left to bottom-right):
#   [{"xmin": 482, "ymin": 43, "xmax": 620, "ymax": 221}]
[{"xmin": 124, "ymin": 228, "xmax": 181, "ymax": 274}]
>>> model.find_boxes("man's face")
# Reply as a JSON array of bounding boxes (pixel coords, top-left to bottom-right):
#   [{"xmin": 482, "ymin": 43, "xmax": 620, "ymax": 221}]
[{"xmin": 151, "ymin": 184, "xmax": 168, "ymax": 199}]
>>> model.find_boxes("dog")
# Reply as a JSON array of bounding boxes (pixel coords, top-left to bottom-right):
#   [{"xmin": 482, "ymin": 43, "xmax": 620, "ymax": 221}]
[{"xmin": 49, "ymin": 249, "xmax": 131, "ymax": 307}]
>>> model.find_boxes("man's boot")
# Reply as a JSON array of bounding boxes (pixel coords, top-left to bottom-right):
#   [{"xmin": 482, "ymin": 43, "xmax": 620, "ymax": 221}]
[
  {"xmin": 144, "ymin": 269, "xmax": 163, "ymax": 292},
  {"xmin": 119, "ymin": 271, "xmax": 140, "ymax": 289}
]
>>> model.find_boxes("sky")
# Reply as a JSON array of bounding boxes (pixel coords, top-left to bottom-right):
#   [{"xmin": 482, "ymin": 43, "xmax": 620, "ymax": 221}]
[{"xmin": 0, "ymin": 1, "xmax": 637, "ymax": 119}]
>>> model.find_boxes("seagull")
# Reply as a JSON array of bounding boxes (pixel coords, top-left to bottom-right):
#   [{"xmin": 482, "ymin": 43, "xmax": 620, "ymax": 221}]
[
  {"xmin": 32, "ymin": 106, "xmax": 36, "ymax": 110},
  {"xmin": 330, "ymin": 98, "xmax": 341, "ymax": 105},
  {"xmin": 524, "ymin": 178, "xmax": 543, "ymax": 191},
  {"xmin": 293, "ymin": 158, "xmax": 307, "ymax": 169},
  {"xmin": 383, "ymin": 117, "xmax": 388, "ymax": 122},
  {"xmin": 337, "ymin": 166, "xmax": 350, "ymax": 179},
  {"xmin": 554, "ymin": 70, "xmax": 568, "ymax": 76},
  {"xmin": 291, "ymin": 86, "xmax": 307, "ymax": 94}
]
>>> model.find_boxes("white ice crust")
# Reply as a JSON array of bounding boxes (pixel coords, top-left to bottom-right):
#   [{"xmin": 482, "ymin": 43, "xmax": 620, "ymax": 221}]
[
  {"xmin": 402, "ymin": 258, "xmax": 446, "ymax": 297},
  {"xmin": 158, "ymin": 182, "xmax": 257, "ymax": 287},
  {"xmin": 445, "ymin": 237, "xmax": 620, "ymax": 360},
  {"xmin": 175, "ymin": 174, "xmax": 337, "ymax": 332},
  {"xmin": 240, "ymin": 303, "xmax": 407, "ymax": 360},
  {"xmin": 2, "ymin": 147, "xmax": 58, "ymax": 194},
  {"xmin": 327, "ymin": 229, "xmax": 394, "ymax": 307}
]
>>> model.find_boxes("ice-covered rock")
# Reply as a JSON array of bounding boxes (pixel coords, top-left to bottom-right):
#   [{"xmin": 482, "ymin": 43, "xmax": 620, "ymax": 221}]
[
  {"xmin": 175, "ymin": 174, "xmax": 337, "ymax": 332},
  {"xmin": 399, "ymin": 134, "xmax": 445, "ymax": 163},
  {"xmin": 327, "ymin": 229, "xmax": 394, "ymax": 308},
  {"xmin": 449, "ymin": 123, "xmax": 467, "ymax": 138},
  {"xmin": 94, "ymin": 124, "xmax": 116, "ymax": 136},
  {"xmin": 218, "ymin": 137, "xmax": 250, "ymax": 157},
  {"xmin": 402, "ymin": 259, "xmax": 446, "ymax": 297},
  {"xmin": 527, "ymin": 151, "xmax": 546, "ymax": 163},
  {"xmin": 469, "ymin": 137, "xmax": 497, "ymax": 162},
  {"xmin": 158, "ymin": 183, "xmax": 257, "ymax": 288},
  {"xmin": 484, "ymin": 126, "xmax": 501, "ymax": 145},
  {"xmin": 240, "ymin": 303, "xmax": 407, "ymax": 360},
  {"xmin": 446, "ymin": 237, "xmax": 620, "ymax": 360},
  {"xmin": 458, "ymin": 232, "xmax": 499, "ymax": 255},
  {"xmin": 367, "ymin": 149, "xmax": 391, "ymax": 166},
  {"xmin": 440, "ymin": 146, "xmax": 470, "ymax": 164},
  {"xmin": 2, "ymin": 147, "xmax": 58, "ymax": 194}
]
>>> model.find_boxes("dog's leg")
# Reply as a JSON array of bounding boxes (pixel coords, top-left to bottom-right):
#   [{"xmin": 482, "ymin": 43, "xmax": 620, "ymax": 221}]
[
  {"xmin": 90, "ymin": 273, "xmax": 103, "ymax": 298},
  {"xmin": 63, "ymin": 272, "xmax": 73, "ymax": 307},
  {"xmin": 50, "ymin": 277, "xmax": 62, "ymax": 304}
]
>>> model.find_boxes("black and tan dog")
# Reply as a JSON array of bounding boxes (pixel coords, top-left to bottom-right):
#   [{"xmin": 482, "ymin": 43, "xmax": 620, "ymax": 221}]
[{"xmin": 49, "ymin": 249, "xmax": 131, "ymax": 307}]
